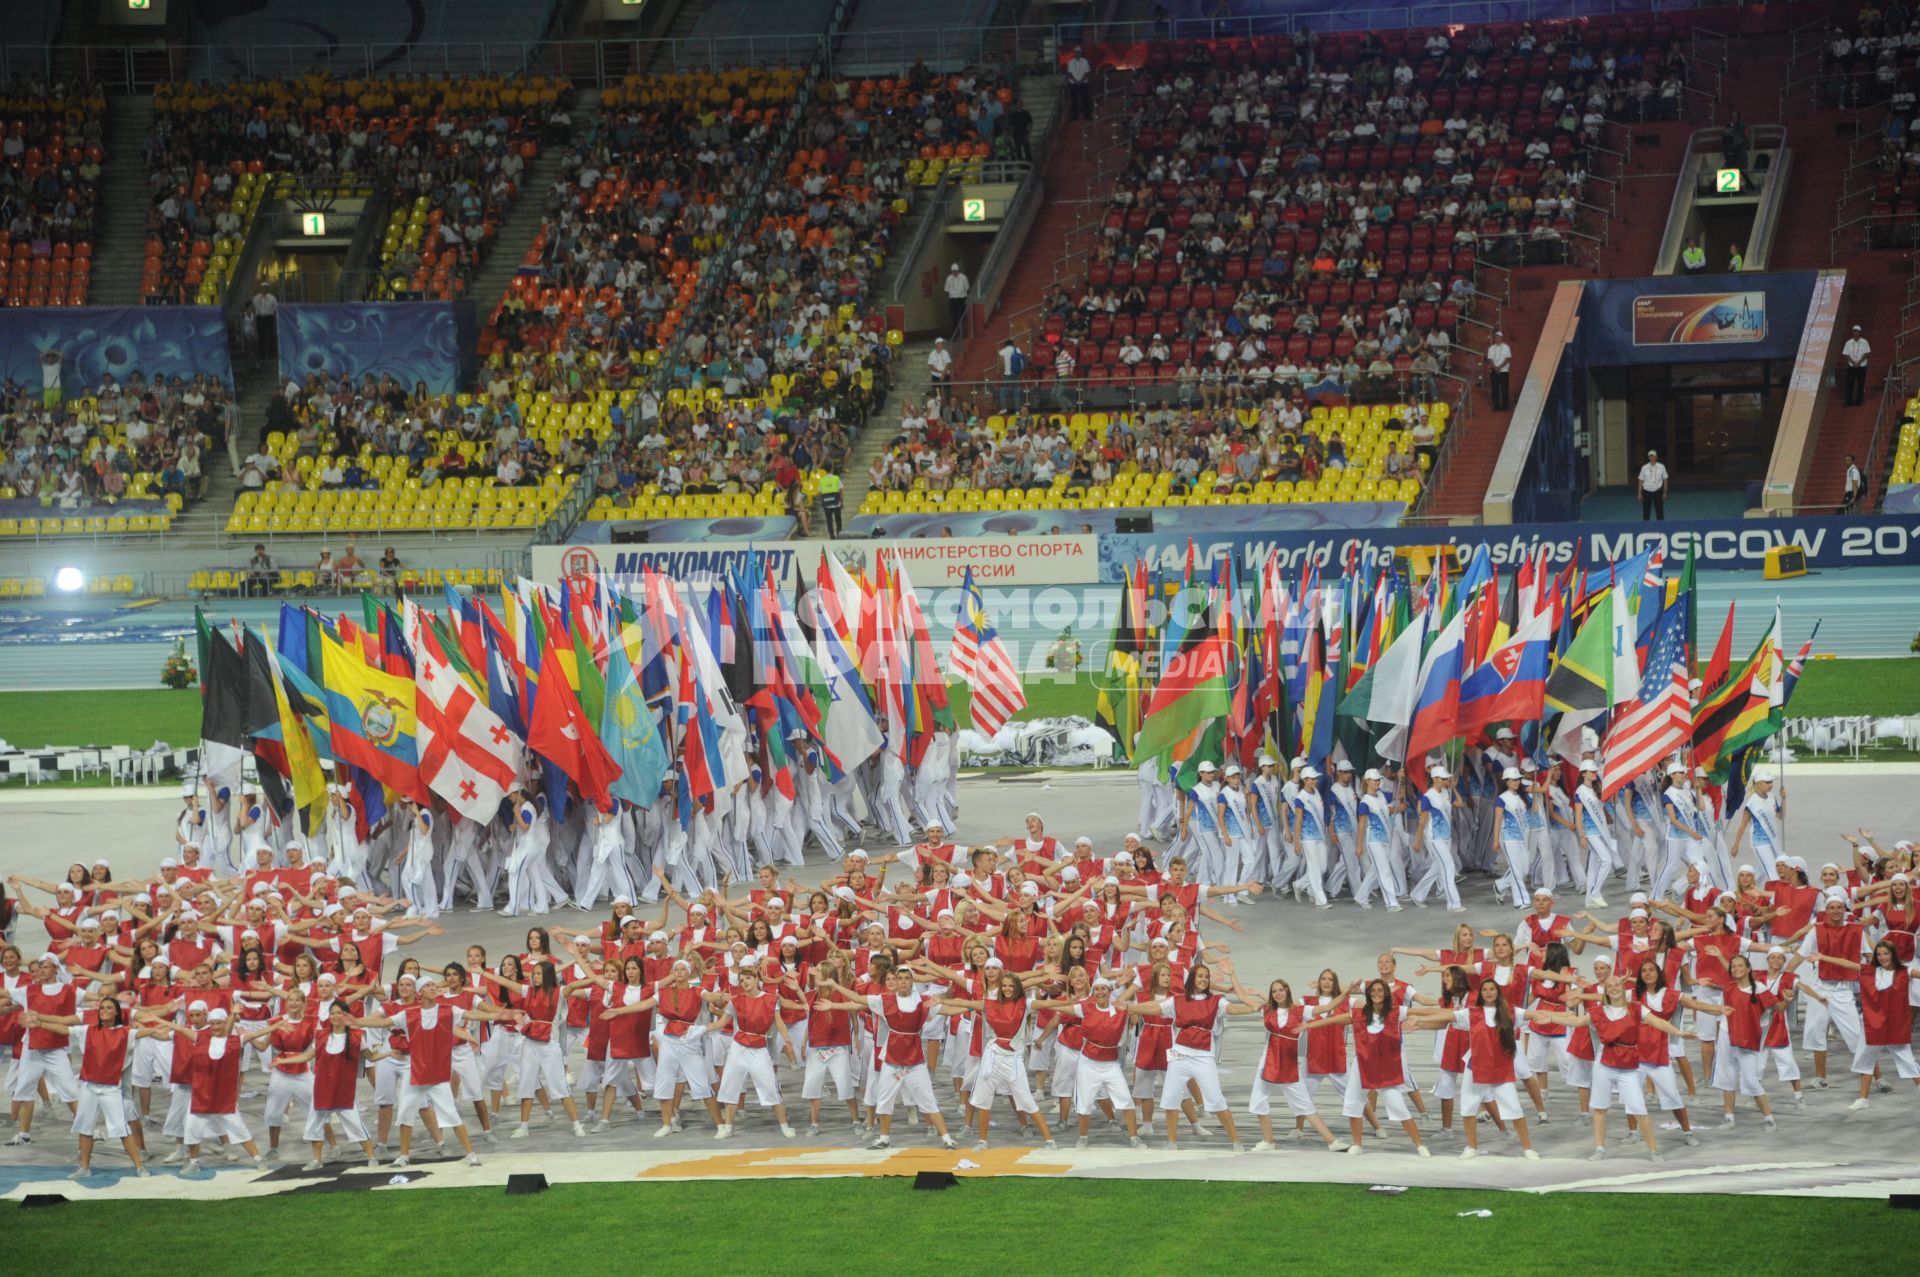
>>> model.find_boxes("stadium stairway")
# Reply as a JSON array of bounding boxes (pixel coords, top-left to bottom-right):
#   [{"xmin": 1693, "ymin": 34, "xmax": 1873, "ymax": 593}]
[
  {"xmin": 1755, "ymin": 79, "xmax": 1899, "ymax": 511},
  {"xmin": 837, "ymin": 340, "xmax": 939, "ymax": 525},
  {"xmin": 642, "ymin": 0, "xmax": 711, "ymax": 71},
  {"xmin": 91, "ymin": 96, "xmax": 155, "ymax": 307},
  {"xmin": 464, "ymin": 127, "xmax": 581, "ymax": 330},
  {"xmin": 1422, "ymin": 116, "xmax": 1694, "ymax": 522}
]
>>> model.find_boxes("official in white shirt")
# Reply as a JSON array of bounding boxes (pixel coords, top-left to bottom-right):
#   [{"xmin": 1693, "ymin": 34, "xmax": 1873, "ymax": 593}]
[
  {"xmin": 1487, "ymin": 331, "xmax": 1512, "ymax": 410},
  {"xmin": 1841, "ymin": 325, "xmax": 1870, "ymax": 405},
  {"xmin": 1637, "ymin": 449, "xmax": 1669, "ymax": 521},
  {"xmin": 1842, "ymin": 453, "xmax": 1863, "ymax": 513},
  {"xmin": 943, "ymin": 264, "xmax": 970, "ymax": 333}
]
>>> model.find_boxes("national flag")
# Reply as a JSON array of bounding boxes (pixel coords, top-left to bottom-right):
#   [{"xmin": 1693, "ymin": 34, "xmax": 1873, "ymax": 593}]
[
  {"xmin": 1134, "ymin": 591, "xmax": 1231, "ymax": 771},
  {"xmin": 1339, "ymin": 607, "xmax": 1427, "ymax": 727},
  {"xmin": 816, "ymin": 610, "xmax": 883, "ymax": 776},
  {"xmin": 1724, "ymin": 622, "xmax": 1818, "ymax": 811},
  {"xmin": 1600, "ymin": 600, "xmax": 1693, "ymax": 798},
  {"xmin": 244, "ymin": 629, "xmax": 326, "ymax": 831},
  {"xmin": 527, "ymin": 621, "xmax": 620, "ymax": 809},
  {"xmin": 198, "ymin": 624, "xmax": 249, "ymax": 793},
  {"xmin": 601, "ymin": 616, "xmax": 670, "ymax": 809},
  {"xmin": 1694, "ymin": 606, "xmax": 1785, "ymax": 780},
  {"xmin": 319, "ymin": 628, "xmax": 426, "ymax": 802},
  {"xmin": 407, "ymin": 602, "xmax": 524, "ymax": 821},
  {"xmin": 1455, "ymin": 606, "xmax": 1552, "ymax": 734},
  {"xmin": 1405, "ymin": 604, "xmax": 1468, "ymax": 779},
  {"xmin": 1543, "ymin": 587, "xmax": 1615, "ymax": 761},
  {"xmin": 1094, "ymin": 560, "xmax": 1149, "ymax": 759},
  {"xmin": 949, "ymin": 567, "xmax": 1027, "ymax": 737},
  {"xmin": 1702, "ymin": 600, "xmax": 1736, "ymax": 694}
]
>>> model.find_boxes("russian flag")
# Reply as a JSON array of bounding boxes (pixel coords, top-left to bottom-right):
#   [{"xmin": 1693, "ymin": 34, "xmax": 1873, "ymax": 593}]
[{"xmin": 1405, "ymin": 606, "xmax": 1469, "ymax": 780}]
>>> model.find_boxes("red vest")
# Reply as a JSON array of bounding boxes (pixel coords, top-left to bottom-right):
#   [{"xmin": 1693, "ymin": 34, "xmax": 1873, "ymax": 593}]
[
  {"xmin": 1261, "ymin": 1006, "xmax": 1304, "ymax": 1084},
  {"xmin": 522, "ymin": 987, "xmax": 560, "ymax": 1043},
  {"xmin": 270, "ymin": 1018, "xmax": 317, "ymax": 1074},
  {"xmin": 79, "ymin": 1019, "xmax": 130, "ymax": 1086},
  {"xmin": 607, "ymin": 984, "xmax": 652, "ymax": 1059},
  {"xmin": 1464, "ymin": 1006, "xmax": 1517, "ymax": 1085},
  {"xmin": 1861, "ymin": 967, "xmax": 1913, "ymax": 1046},
  {"xmin": 313, "ymin": 1029, "xmax": 363, "ymax": 1109},
  {"xmin": 401, "ymin": 1004, "xmax": 457, "ymax": 1085},
  {"xmin": 24, "ymin": 983, "xmax": 76, "ymax": 1050},
  {"xmin": 658, "ymin": 985, "xmax": 703, "ymax": 1037},
  {"xmin": 189, "ymin": 1034, "xmax": 245, "ymax": 1113},
  {"xmin": 1592, "ymin": 1004, "xmax": 1642, "ymax": 1070},
  {"xmin": 1172, "ymin": 993, "xmax": 1221, "ymax": 1052},
  {"xmin": 879, "ymin": 994, "xmax": 929, "ymax": 1066},
  {"xmin": 1350, "ymin": 1008, "xmax": 1405, "ymax": 1090},
  {"xmin": 983, "ymin": 997, "xmax": 1026, "ymax": 1048},
  {"xmin": 1814, "ymin": 921, "xmax": 1864, "ymax": 983},
  {"xmin": 730, "ymin": 991, "xmax": 778, "ymax": 1049}
]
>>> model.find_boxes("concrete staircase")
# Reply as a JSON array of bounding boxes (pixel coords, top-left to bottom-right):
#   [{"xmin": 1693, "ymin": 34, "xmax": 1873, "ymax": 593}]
[
  {"xmin": 644, "ymin": 0, "xmax": 711, "ymax": 71},
  {"xmin": 91, "ymin": 96, "xmax": 155, "ymax": 306},
  {"xmin": 832, "ymin": 340, "xmax": 938, "ymax": 525},
  {"xmin": 465, "ymin": 133, "xmax": 578, "ymax": 330}
]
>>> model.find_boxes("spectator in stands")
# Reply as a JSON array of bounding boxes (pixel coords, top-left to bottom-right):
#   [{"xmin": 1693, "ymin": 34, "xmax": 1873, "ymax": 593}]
[
  {"xmin": 316, "ymin": 548, "xmax": 338, "ymax": 590},
  {"xmin": 245, "ymin": 544, "xmax": 275, "ymax": 598},
  {"xmin": 928, "ymin": 337, "xmax": 954, "ymax": 399},
  {"xmin": 377, "ymin": 547, "xmax": 403, "ymax": 592},
  {"xmin": 335, "ymin": 542, "xmax": 365, "ymax": 583},
  {"xmin": 1637, "ymin": 449, "xmax": 1669, "ymax": 521}
]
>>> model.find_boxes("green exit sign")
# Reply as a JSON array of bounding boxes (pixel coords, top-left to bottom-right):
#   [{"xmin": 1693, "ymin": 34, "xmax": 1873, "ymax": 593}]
[
  {"xmin": 127, "ymin": 0, "xmax": 151, "ymax": 9},
  {"xmin": 962, "ymin": 198, "xmax": 986, "ymax": 223},
  {"xmin": 299, "ymin": 212, "xmax": 327, "ymax": 236},
  {"xmin": 1715, "ymin": 168, "xmax": 1742, "ymax": 194}
]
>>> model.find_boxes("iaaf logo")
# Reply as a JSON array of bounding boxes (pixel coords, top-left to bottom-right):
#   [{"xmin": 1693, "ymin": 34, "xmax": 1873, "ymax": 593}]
[{"xmin": 560, "ymin": 546, "xmax": 601, "ymax": 577}]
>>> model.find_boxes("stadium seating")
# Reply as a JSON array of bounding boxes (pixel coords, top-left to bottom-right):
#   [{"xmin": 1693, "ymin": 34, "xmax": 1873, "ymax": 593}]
[
  {"xmin": 0, "ymin": 76, "xmax": 105, "ymax": 307},
  {"xmin": 146, "ymin": 74, "xmax": 566, "ymax": 305}
]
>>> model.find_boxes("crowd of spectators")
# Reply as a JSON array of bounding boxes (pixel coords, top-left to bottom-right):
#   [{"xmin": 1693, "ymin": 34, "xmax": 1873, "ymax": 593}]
[
  {"xmin": 0, "ymin": 75, "xmax": 105, "ymax": 306},
  {"xmin": 0, "ymin": 367, "xmax": 231, "ymax": 511},
  {"xmin": 1836, "ymin": 8, "xmax": 1920, "ymax": 239},
  {"xmin": 144, "ymin": 73, "xmax": 568, "ymax": 303}
]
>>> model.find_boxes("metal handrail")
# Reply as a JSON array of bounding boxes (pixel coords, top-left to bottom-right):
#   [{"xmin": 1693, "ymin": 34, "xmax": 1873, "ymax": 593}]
[{"xmin": 1861, "ymin": 364, "xmax": 1910, "ymax": 514}]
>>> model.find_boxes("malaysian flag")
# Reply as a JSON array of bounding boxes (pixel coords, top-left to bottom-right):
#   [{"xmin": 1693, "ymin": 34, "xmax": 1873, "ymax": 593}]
[
  {"xmin": 1599, "ymin": 599, "xmax": 1691, "ymax": 799},
  {"xmin": 948, "ymin": 566, "xmax": 1026, "ymax": 736}
]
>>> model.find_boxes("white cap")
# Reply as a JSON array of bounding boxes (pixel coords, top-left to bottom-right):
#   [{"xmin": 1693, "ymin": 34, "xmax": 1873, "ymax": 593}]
[
  {"xmin": 1579, "ymin": 760, "xmax": 1598, "ymax": 773},
  {"xmin": 1060, "ymin": 867, "xmax": 1081, "ymax": 882},
  {"xmin": 324, "ymin": 903, "xmax": 344, "ymax": 917},
  {"xmin": 1628, "ymin": 908, "xmax": 1649, "ymax": 920},
  {"xmin": 1257, "ymin": 754, "xmax": 1277, "ymax": 766},
  {"xmin": 1362, "ymin": 767, "xmax": 1384, "ymax": 782},
  {"xmin": 1020, "ymin": 882, "xmax": 1040, "ymax": 896},
  {"xmin": 188, "ymin": 1000, "xmax": 209, "ymax": 1013},
  {"xmin": 1198, "ymin": 760, "xmax": 1218, "ymax": 773},
  {"xmin": 1429, "ymin": 764, "xmax": 1452, "ymax": 779},
  {"xmin": 1495, "ymin": 727, "xmax": 1516, "ymax": 740},
  {"xmin": 160, "ymin": 858, "xmax": 178, "ymax": 869},
  {"xmin": 984, "ymin": 957, "xmax": 1005, "ymax": 969},
  {"xmin": 1290, "ymin": 756, "xmax": 1307, "ymax": 769},
  {"xmin": 1299, "ymin": 766, "xmax": 1320, "ymax": 779},
  {"xmin": 55, "ymin": 882, "xmax": 75, "ymax": 895},
  {"xmin": 1075, "ymin": 836, "xmax": 1093, "ymax": 848},
  {"xmin": 317, "ymin": 971, "xmax": 338, "ymax": 983},
  {"xmin": 1336, "ymin": 759, "xmax": 1355, "ymax": 772},
  {"xmin": 180, "ymin": 780, "xmax": 198, "ymax": 797},
  {"xmin": 92, "ymin": 858, "xmax": 109, "ymax": 868},
  {"xmin": 1519, "ymin": 758, "xmax": 1538, "ymax": 773},
  {"xmin": 1896, "ymin": 840, "xmax": 1916, "ymax": 853},
  {"xmin": 1149, "ymin": 936, "xmax": 1170, "ymax": 948},
  {"xmin": 848, "ymin": 849, "xmax": 869, "ymax": 861},
  {"xmin": 1114, "ymin": 852, "xmax": 1134, "ymax": 864},
  {"xmin": 1824, "ymin": 889, "xmax": 1850, "ymax": 907},
  {"xmin": 952, "ymin": 872, "xmax": 973, "ymax": 889},
  {"xmin": 649, "ymin": 930, "xmax": 668, "ymax": 942},
  {"xmin": 620, "ymin": 915, "xmax": 645, "ymax": 928},
  {"xmin": 240, "ymin": 928, "xmax": 259, "ymax": 940},
  {"xmin": 834, "ymin": 886, "xmax": 856, "ymax": 901},
  {"xmin": 1630, "ymin": 892, "xmax": 1650, "ymax": 904},
  {"xmin": 1751, "ymin": 767, "xmax": 1777, "ymax": 783},
  {"xmin": 207, "ymin": 1008, "xmax": 230, "ymax": 1023},
  {"xmin": 1223, "ymin": 764, "xmax": 1243, "ymax": 776},
  {"xmin": 1533, "ymin": 887, "xmax": 1555, "ymax": 899},
  {"xmin": 611, "ymin": 895, "xmax": 634, "ymax": 907},
  {"xmin": 1502, "ymin": 766, "xmax": 1522, "ymax": 781},
  {"xmin": 1092, "ymin": 977, "xmax": 1115, "ymax": 991},
  {"xmin": 1694, "ymin": 767, "xmax": 1709, "ymax": 778},
  {"xmin": 1667, "ymin": 763, "xmax": 1687, "ymax": 776}
]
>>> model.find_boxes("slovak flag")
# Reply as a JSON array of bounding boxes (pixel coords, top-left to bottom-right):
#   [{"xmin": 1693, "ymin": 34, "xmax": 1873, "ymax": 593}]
[{"xmin": 1454, "ymin": 606, "xmax": 1552, "ymax": 735}]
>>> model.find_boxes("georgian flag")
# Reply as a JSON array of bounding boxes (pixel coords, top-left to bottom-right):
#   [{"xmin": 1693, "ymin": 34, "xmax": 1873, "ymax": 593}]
[{"xmin": 406, "ymin": 602, "xmax": 524, "ymax": 821}]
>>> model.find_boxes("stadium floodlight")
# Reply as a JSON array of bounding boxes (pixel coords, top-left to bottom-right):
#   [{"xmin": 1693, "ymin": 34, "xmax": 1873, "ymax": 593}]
[{"xmin": 55, "ymin": 567, "xmax": 84, "ymax": 592}]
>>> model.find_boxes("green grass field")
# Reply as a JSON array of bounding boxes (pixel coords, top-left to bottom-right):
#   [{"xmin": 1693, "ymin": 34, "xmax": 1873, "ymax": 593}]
[
  {"xmin": 2, "ymin": 657, "xmax": 1915, "ymax": 776},
  {"xmin": 3, "ymin": 1180, "xmax": 1910, "ymax": 1275}
]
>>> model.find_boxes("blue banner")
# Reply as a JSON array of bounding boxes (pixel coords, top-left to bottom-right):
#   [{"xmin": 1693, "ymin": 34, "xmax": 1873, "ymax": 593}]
[
  {"xmin": 279, "ymin": 302, "xmax": 475, "ymax": 395},
  {"xmin": 1100, "ymin": 513, "xmax": 1920, "ymax": 582},
  {"xmin": 0, "ymin": 306, "xmax": 233, "ymax": 391},
  {"xmin": 1578, "ymin": 272, "xmax": 1818, "ymax": 367}
]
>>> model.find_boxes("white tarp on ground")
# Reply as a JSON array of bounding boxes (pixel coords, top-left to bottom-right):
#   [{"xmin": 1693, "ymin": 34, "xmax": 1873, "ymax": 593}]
[{"xmin": 956, "ymin": 716, "xmax": 1118, "ymax": 768}]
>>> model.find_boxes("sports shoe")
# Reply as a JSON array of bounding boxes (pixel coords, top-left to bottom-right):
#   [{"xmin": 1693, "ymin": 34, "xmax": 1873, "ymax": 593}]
[
  {"xmin": 1522, "ymin": 1148, "xmax": 1540, "ymax": 1161},
  {"xmin": 161, "ymin": 1147, "xmax": 183, "ymax": 1164},
  {"xmin": 1848, "ymin": 1098, "xmax": 1870, "ymax": 1112},
  {"xmin": 572, "ymin": 1121, "xmax": 588, "ymax": 1138},
  {"xmin": 1250, "ymin": 1139, "xmax": 1274, "ymax": 1151},
  {"xmin": 1459, "ymin": 1146, "xmax": 1480, "ymax": 1160},
  {"xmin": 366, "ymin": 1155, "xmax": 380, "ymax": 1168},
  {"xmin": 1128, "ymin": 1136, "xmax": 1145, "ymax": 1149},
  {"xmin": 652, "ymin": 1124, "xmax": 674, "ymax": 1139},
  {"xmin": 1811, "ymin": 1077, "xmax": 1829, "ymax": 1090},
  {"xmin": 940, "ymin": 1135, "xmax": 958, "ymax": 1149},
  {"xmin": 1648, "ymin": 1151, "xmax": 1665, "ymax": 1163},
  {"xmin": 1446, "ymin": 905, "xmax": 1468, "ymax": 913},
  {"xmin": 1326, "ymin": 1140, "xmax": 1351, "ymax": 1153},
  {"xmin": 714, "ymin": 1123, "xmax": 733, "ymax": 1140},
  {"xmin": 1414, "ymin": 1145, "xmax": 1432, "ymax": 1158},
  {"xmin": 4, "ymin": 1133, "xmax": 32, "ymax": 1147},
  {"xmin": 1682, "ymin": 1131, "xmax": 1700, "ymax": 1146},
  {"xmin": 1229, "ymin": 1141, "xmax": 1245, "ymax": 1153},
  {"xmin": 467, "ymin": 1154, "xmax": 482, "ymax": 1167},
  {"xmin": 482, "ymin": 1129, "xmax": 497, "ymax": 1145},
  {"xmin": 1343, "ymin": 1143, "xmax": 1364, "ymax": 1156},
  {"xmin": 780, "ymin": 1123, "xmax": 796, "ymax": 1138},
  {"xmin": 1586, "ymin": 896, "xmax": 1608, "ymax": 910},
  {"xmin": 1535, "ymin": 1111, "xmax": 1552, "ymax": 1125},
  {"xmin": 510, "ymin": 1123, "xmax": 530, "ymax": 1140},
  {"xmin": 301, "ymin": 1159, "xmax": 325, "ymax": 1172},
  {"xmin": 1762, "ymin": 1115, "xmax": 1776, "ymax": 1130},
  {"xmin": 1075, "ymin": 1136, "xmax": 1089, "ymax": 1148},
  {"xmin": 868, "ymin": 1134, "xmax": 890, "ymax": 1149},
  {"xmin": 1793, "ymin": 1091, "xmax": 1806, "ymax": 1108},
  {"xmin": 1586, "ymin": 1146, "xmax": 1607, "ymax": 1161},
  {"xmin": 1281, "ymin": 1127, "xmax": 1303, "ymax": 1141},
  {"xmin": 181, "ymin": 1159, "xmax": 203, "ymax": 1175},
  {"xmin": 67, "ymin": 1167, "xmax": 93, "ymax": 1181},
  {"xmin": 134, "ymin": 1167, "xmax": 152, "ymax": 1178},
  {"xmin": 392, "ymin": 1155, "xmax": 411, "ymax": 1168},
  {"xmin": 806, "ymin": 1122, "xmax": 821, "ymax": 1136},
  {"xmin": 592, "ymin": 1118, "xmax": 611, "ymax": 1133},
  {"xmin": 1164, "ymin": 1140, "xmax": 1181, "ymax": 1151},
  {"xmin": 972, "ymin": 1140, "xmax": 989, "ymax": 1151},
  {"xmin": 1875, "ymin": 1079, "xmax": 1893, "ymax": 1095},
  {"xmin": 1040, "ymin": 1139, "xmax": 1057, "ymax": 1150},
  {"xmin": 1716, "ymin": 1115, "xmax": 1736, "ymax": 1130}
]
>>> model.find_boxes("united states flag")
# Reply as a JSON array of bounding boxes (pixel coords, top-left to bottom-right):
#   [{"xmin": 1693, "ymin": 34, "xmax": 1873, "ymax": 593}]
[
  {"xmin": 948, "ymin": 567, "xmax": 1026, "ymax": 736},
  {"xmin": 1600, "ymin": 600, "xmax": 1691, "ymax": 799}
]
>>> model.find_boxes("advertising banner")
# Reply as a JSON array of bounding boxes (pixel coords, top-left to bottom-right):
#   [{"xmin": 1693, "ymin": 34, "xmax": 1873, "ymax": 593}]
[
  {"xmin": 535, "ymin": 533, "xmax": 1101, "ymax": 589},
  {"xmin": 1631, "ymin": 291, "xmax": 1768, "ymax": 346}
]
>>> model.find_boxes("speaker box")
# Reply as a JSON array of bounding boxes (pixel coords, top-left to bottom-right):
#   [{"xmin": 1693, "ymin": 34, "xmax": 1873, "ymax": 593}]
[
  {"xmin": 20, "ymin": 1194, "xmax": 67, "ymax": 1209},
  {"xmin": 505, "ymin": 1174, "xmax": 549, "ymax": 1196},
  {"xmin": 913, "ymin": 1171, "xmax": 958, "ymax": 1191},
  {"xmin": 611, "ymin": 527, "xmax": 651, "ymax": 545},
  {"xmin": 1115, "ymin": 514, "xmax": 1153, "ymax": 534},
  {"xmin": 1892, "ymin": 1194, "xmax": 1920, "ymax": 1211}
]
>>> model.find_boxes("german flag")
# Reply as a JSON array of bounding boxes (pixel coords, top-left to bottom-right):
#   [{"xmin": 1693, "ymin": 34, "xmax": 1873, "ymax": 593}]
[{"xmin": 1693, "ymin": 609, "xmax": 1783, "ymax": 780}]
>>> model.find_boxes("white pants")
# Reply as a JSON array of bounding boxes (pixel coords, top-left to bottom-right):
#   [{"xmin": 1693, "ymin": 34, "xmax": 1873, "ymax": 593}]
[
  {"xmin": 1050, "ymin": 1044, "xmax": 1082, "ymax": 1100},
  {"xmin": 131, "ymin": 1036, "xmax": 172, "ymax": 1088},
  {"xmin": 71, "ymin": 1081, "xmax": 133, "ymax": 1140},
  {"xmin": 1296, "ymin": 840, "xmax": 1330, "ymax": 907},
  {"xmin": 583, "ymin": 1055, "xmax": 644, "ymax": 1098},
  {"xmin": 1072, "ymin": 1057, "xmax": 1134, "ymax": 1116},
  {"xmin": 450, "ymin": 1045, "xmax": 485, "ymax": 1101},
  {"xmin": 718, "ymin": 1047, "xmax": 783, "ymax": 1107},
  {"xmin": 1248, "ymin": 1073, "xmax": 1316, "ymax": 1117},
  {"xmin": 304, "ymin": 1104, "xmax": 371, "ymax": 1143},
  {"xmin": 1159, "ymin": 1051, "xmax": 1227, "ymax": 1114},
  {"xmin": 1714, "ymin": 1045, "xmax": 1767, "ymax": 1096},
  {"xmin": 1342, "ymin": 1073, "xmax": 1412, "ymax": 1121},
  {"xmin": 1410, "ymin": 839, "xmax": 1462, "ymax": 910},
  {"xmin": 1804, "ymin": 987, "xmax": 1864, "ymax": 1054},
  {"xmin": 396, "ymin": 1081, "xmax": 465, "ymax": 1129},
  {"xmin": 801, "ymin": 1045, "xmax": 854, "ymax": 1101},
  {"xmin": 1459, "ymin": 1077, "xmax": 1523, "ymax": 1121},
  {"xmin": 1763, "ymin": 1045, "xmax": 1801, "ymax": 1082},
  {"xmin": 656, "ymin": 1031, "xmax": 714, "ymax": 1100},
  {"xmin": 11, "ymin": 1047, "xmax": 79, "ymax": 1102},
  {"xmin": 1640, "ymin": 1062, "xmax": 1687, "ymax": 1112},
  {"xmin": 1588, "ymin": 1063, "xmax": 1648, "ymax": 1115},
  {"xmin": 972, "ymin": 1042, "xmax": 1041, "ymax": 1114},
  {"xmin": 1355, "ymin": 838, "xmax": 1399, "ymax": 909},
  {"xmin": 872, "ymin": 1062, "xmax": 940, "ymax": 1116},
  {"xmin": 516, "ymin": 1036, "xmax": 571, "ymax": 1102},
  {"xmin": 187, "ymin": 1111, "xmax": 253, "ymax": 1145},
  {"xmin": 1851, "ymin": 1042, "xmax": 1920, "ymax": 1078},
  {"xmin": 264, "ymin": 1070, "xmax": 314, "ymax": 1128}
]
